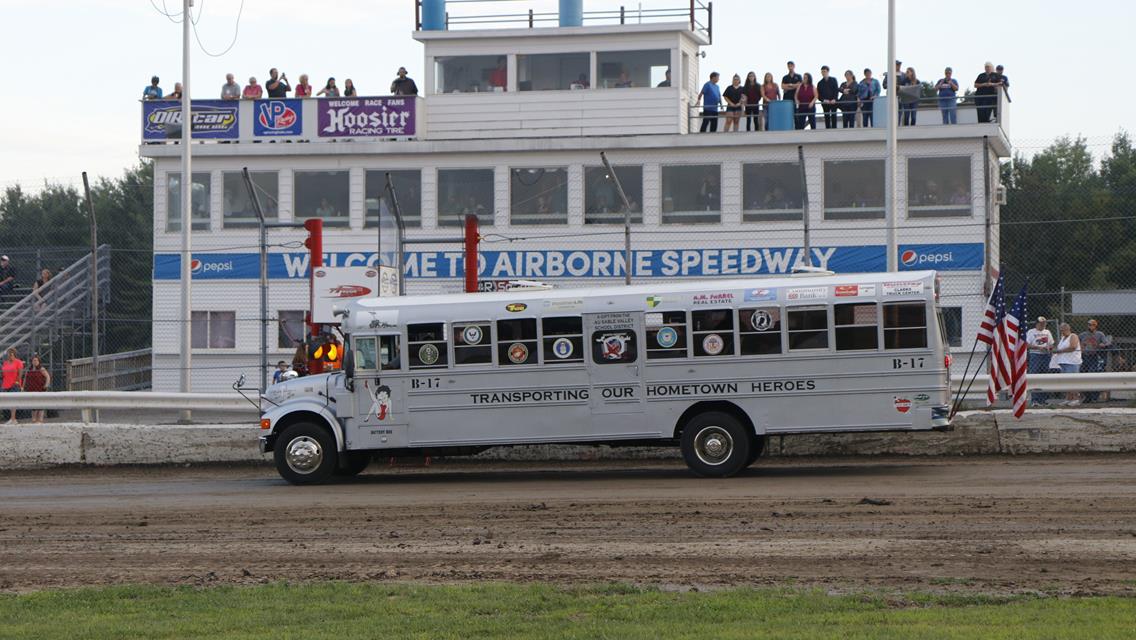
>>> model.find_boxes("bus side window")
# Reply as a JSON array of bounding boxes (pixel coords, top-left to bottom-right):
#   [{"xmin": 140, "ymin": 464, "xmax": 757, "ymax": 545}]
[
  {"xmin": 408, "ymin": 323, "xmax": 448, "ymax": 369},
  {"xmin": 591, "ymin": 330, "xmax": 638, "ymax": 364},
  {"xmin": 542, "ymin": 316, "xmax": 583, "ymax": 363},
  {"xmin": 355, "ymin": 337, "xmax": 378, "ymax": 370},
  {"xmin": 883, "ymin": 302, "xmax": 928, "ymax": 349},
  {"xmin": 379, "ymin": 335, "xmax": 401, "ymax": 370},
  {"xmin": 497, "ymin": 318, "xmax": 538, "ymax": 366},
  {"xmin": 646, "ymin": 311, "xmax": 687, "ymax": 359},
  {"xmin": 453, "ymin": 322, "xmax": 493, "ymax": 365},
  {"xmin": 834, "ymin": 303, "xmax": 879, "ymax": 351},
  {"xmin": 787, "ymin": 307, "xmax": 829, "ymax": 350},
  {"xmin": 739, "ymin": 307, "xmax": 781, "ymax": 355},
  {"xmin": 691, "ymin": 309, "xmax": 734, "ymax": 357}
]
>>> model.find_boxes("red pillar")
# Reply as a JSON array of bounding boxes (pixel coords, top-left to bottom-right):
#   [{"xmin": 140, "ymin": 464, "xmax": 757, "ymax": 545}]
[{"xmin": 464, "ymin": 214, "xmax": 479, "ymax": 293}]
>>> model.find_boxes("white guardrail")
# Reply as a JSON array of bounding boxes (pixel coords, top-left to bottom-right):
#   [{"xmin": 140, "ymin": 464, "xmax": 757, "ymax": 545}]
[{"xmin": 0, "ymin": 373, "xmax": 1133, "ymax": 422}]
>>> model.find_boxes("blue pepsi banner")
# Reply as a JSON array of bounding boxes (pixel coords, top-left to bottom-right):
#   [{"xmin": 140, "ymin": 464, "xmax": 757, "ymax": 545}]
[
  {"xmin": 254, "ymin": 99, "xmax": 302, "ymax": 137},
  {"xmin": 154, "ymin": 244, "xmax": 979, "ymax": 281},
  {"xmin": 142, "ymin": 100, "xmax": 239, "ymax": 140}
]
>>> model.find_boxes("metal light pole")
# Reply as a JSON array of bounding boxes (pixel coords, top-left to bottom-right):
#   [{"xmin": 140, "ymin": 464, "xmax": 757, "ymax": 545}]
[
  {"xmin": 179, "ymin": 0, "xmax": 194, "ymax": 422},
  {"xmin": 600, "ymin": 152, "xmax": 633, "ymax": 285},
  {"xmin": 885, "ymin": 0, "xmax": 899, "ymax": 272}
]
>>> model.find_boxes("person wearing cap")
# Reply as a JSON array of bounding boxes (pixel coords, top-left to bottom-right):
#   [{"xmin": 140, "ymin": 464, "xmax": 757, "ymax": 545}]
[
  {"xmin": 781, "ymin": 61, "xmax": 802, "ymax": 104},
  {"xmin": 1026, "ymin": 316, "xmax": 1054, "ymax": 406},
  {"xmin": 390, "ymin": 67, "xmax": 419, "ymax": 96},
  {"xmin": 143, "ymin": 76, "xmax": 163, "ymax": 100},
  {"xmin": 0, "ymin": 256, "xmax": 14, "ymax": 296}
]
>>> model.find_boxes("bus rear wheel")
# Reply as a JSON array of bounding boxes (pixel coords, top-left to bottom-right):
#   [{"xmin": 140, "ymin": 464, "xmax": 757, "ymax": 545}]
[
  {"xmin": 680, "ymin": 411, "xmax": 752, "ymax": 478},
  {"xmin": 274, "ymin": 422, "xmax": 338, "ymax": 485}
]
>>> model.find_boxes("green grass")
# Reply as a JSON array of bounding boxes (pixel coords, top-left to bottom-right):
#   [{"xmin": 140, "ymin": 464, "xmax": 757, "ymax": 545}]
[{"xmin": 1, "ymin": 582, "xmax": 1133, "ymax": 639}]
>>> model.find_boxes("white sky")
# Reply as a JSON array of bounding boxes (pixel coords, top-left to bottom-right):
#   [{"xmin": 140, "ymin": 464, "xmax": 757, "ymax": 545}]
[{"xmin": 0, "ymin": 0, "xmax": 1131, "ymax": 189}]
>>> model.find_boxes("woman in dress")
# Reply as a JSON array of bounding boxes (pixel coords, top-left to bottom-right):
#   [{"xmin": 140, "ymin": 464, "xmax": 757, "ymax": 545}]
[
  {"xmin": 743, "ymin": 71, "xmax": 761, "ymax": 131},
  {"xmin": 22, "ymin": 354, "xmax": 50, "ymax": 424},
  {"xmin": 722, "ymin": 74, "xmax": 744, "ymax": 132}
]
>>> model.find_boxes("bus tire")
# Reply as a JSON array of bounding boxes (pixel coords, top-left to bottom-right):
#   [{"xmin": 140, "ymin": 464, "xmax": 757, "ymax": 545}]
[
  {"xmin": 745, "ymin": 435, "xmax": 766, "ymax": 468},
  {"xmin": 274, "ymin": 422, "xmax": 338, "ymax": 485},
  {"xmin": 335, "ymin": 451, "xmax": 372, "ymax": 477},
  {"xmin": 680, "ymin": 411, "xmax": 752, "ymax": 478}
]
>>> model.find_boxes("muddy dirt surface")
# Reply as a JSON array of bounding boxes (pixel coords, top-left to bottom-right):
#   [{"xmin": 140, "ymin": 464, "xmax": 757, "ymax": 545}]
[{"xmin": 2, "ymin": 456, "xmax": 1135, "ymax": 595}]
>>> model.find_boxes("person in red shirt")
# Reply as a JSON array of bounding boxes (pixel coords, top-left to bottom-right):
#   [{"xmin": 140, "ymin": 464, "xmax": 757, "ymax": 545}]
[
  {"xmin": 242, "ymin": 77, "xmax": 263, "ymax": 100},
  {"xmin": 489, "ymin": 56, "xmax": 507, "ymax": 91},
  {"xmin": 295, "ymin": 74, "xmax": 312, "ymax": 97},
  {"xmin": 22, "ymin": 354, "xmax": 50, "ymax": 424},
  {"xmin": 2, "ymin": 347, "xmax": 24, "ymax": 424}
]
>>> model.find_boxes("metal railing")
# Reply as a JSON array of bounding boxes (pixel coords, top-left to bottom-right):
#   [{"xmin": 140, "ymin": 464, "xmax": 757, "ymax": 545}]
[
  {"xmin": 66, "ymin": 349, "xmax": 153, "ymax": 391},
  {"xmin": 687, "ymin": 92, "xmax": 1008, "ymax": 133},
  {"xmin": 421, "ymin": 0, "xmax": 713, "ymax": 41}
]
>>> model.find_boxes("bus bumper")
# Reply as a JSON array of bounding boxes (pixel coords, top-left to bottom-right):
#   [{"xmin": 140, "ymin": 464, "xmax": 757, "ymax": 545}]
[
  {"xmin": 259, "ymin": 434, "xmax": 277, "ymax": 453},
  {"xmin": 930, "ymin": 405, "xmax": 952, "ymax": 431}
]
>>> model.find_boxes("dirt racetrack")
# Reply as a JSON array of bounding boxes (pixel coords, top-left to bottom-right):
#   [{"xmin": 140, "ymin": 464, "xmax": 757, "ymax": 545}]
[{"xmin": 1, "ymin": 455, "xmax": 1134, "ymax": 595}]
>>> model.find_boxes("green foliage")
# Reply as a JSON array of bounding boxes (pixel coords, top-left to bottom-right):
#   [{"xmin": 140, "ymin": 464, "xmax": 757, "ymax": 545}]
[{"xmin": 1, "ymin": 582, "xmax": 1133, "ymax": 640}]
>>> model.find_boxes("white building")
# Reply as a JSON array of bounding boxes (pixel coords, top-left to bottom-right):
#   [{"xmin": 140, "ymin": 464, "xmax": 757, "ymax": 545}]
[{"xmin": 140, "ymin": 5, "xmax": 1011, "ymax": 392}]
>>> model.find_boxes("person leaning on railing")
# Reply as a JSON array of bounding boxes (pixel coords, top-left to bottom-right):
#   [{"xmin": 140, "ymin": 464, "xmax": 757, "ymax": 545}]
[
  {"xmin": 696, "ymin": 71, "xmax": 722, "ymax": 133},
  {"xmin": 817, "ymin": 66, "xmax": 839, "ymax": 129},
  {"xmin": 898, "ymin": 67, "xmax": 921, "ymax": 126}
]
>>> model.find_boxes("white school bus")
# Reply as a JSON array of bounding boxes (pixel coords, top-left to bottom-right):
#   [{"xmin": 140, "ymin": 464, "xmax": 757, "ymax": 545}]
[{"xmin": 259, "ymin": 270, "xmax": 952, "ymax": 484}]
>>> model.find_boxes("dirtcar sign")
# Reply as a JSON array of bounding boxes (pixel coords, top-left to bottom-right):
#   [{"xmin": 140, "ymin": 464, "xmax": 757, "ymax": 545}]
[{"xmin": 311, "ymin": 266, "xmax": 380, "ymax": 323}]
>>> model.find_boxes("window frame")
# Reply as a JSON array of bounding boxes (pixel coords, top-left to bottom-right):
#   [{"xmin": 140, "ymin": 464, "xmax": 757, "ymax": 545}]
[
  {"xmin": 786, "ymin": 305, "xmax": 830, "ymax": 351},
  {"xmin": 222, "ymin": 170, "xmax": 278, "ymax": 229},
  {"xmin": 738, "ymin": 306, "xmax": 784, "ymax": 356},
  {"xmin": 690, "ymin": 309, "xmax": 736, "ymax": 358},
  {"xmin": 497, "ymin": 318, "xmax": 540, "ymax": 367},
  {"xmin": 190, "ymin": 310, "xmax": 236, "ymax": 350},
  {"xmin": 293, "ymin": 170, "xmax": 351, "ymax": 228},
  {"xmin": 365, "ymin": 169, "xmax": 422, "ymax": 229},
  {"xmin": 590, "ymin": 329, "xmax": 640, "ymax": 365},
  {"xmin": 437, "ymin": 167, "xmax": 495, "ymax": 228},
  {"xmin": 407, "ymin": 322, "xmax": 449, "ymax": 369},
  {"xmin": 166, "ymin": 171, "xmax": 212, "ymax": 232},
  {"xmin": 883, "ymin": 301, "xmax": 929, "ymax": 350},
  {"xmin": 452, "ymin": 321, "xmax": 494, "ymax": 367},
  {"xmin": 645, "ymin": 310, "xmax": 689, "ymax": 360},
  {"xmin": 742, "ymin": 162, "xmax": 805, "ymax": 222},
  {"xmin": 833, "ymin": 302, "xmax": 881, "ymax": 352},
  {"xmin": 661, "ymin": 163, "xmax": 722, "ymax": 224},
  {"xmin": 906, "ymin": 156, "xmax": 973, "ymax": 219},
  {"xmin": 516, "ymin": 52, "xmax": 591, "ymax": 91},
  {"xmin": 276, "ymin": 309, "xmax": 306, "ymax": 350},
  {"xmin": 542, "ymin": 316, "xmax": 585, "ymax": 365},
  {"xmin": 510, "ymin": 167, "xmax": 569, "ymax": 226},
  {"xmin": 823, "ymin": 159, "xmax": 886, "ymax": 220},
  {"xmin": 584, "ymin": 165, "xmax": 644, "ymax": 225}
]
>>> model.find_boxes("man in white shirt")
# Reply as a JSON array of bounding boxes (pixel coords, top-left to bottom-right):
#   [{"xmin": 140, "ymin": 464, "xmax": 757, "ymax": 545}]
[{"xmin": 1025, "ymin": 316, "xmax": 1054, "ymax": 406}]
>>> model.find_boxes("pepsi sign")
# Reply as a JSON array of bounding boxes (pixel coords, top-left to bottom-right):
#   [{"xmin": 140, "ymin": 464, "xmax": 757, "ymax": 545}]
[
  {"xmin": 254, "ymin": 99, "xmax": 302, "ymax": 137},
  {"xmin": 897, "ymin": 243, "xmax": 983, "ymax": 272}
]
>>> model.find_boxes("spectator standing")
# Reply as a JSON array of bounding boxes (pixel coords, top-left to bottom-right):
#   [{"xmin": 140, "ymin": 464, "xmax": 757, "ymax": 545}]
[
  {"xmin": 22, "ymin": 355, "xmax": 49, "ymax": 424},
  {"xmin": 1026, "ymin": 316, "xmax": 1054, "ymax": 406},
  {"xmin": 1079, "ymin": 319, "xmax": 1110, "ymax": 403},
  {"xmin": 781, "ymin": 61, "xmax": 802, "ymax": 104},
  {"xmin": 858, "ymin": 68, "xmax": 880, "ymax": 127},
  {"xmin": 0, "ymin": 255, "xmax": 16, "ymax": 296},
  {"xmin": 272, "ymin": 361, "xmax": 288, "ymax": 384},
  {"xmin": 898, "ymin": 67, "xmax": 920, "ymax": 126},
  {"xmin": 722, "ymin": 74, "xmax": 743, "ymax": 132},
  {"xmin": 817, "ymin": 66, "xmax": 839, "ymax": 129},
  {"xmin": 390, "ymin": 67, "xmax": 419, "ymax": 95},
  {"xmin": 32, "ymin": 268, "xmax": 51, "ymax": 314},
  {"xmin": 295, "ymin": 74, "xmax": 313, "ymax": 97},
  {"xmin": 742, "ymin": 72, "xmax": 761, "ymax": 131},
  {"xmin": 935, "ymin": 67, "xmax": 960, "ymax": 124},
  {"xmin": 761, "ymin": 72, "xmax": 780, "ymax": 106},
  {"xmin": 696, "ymin": 72, "xmax": 722, "ymax": 133},
  {"xmin": 242, "ymin": 76, "xmax": 263, "ymax": 100},
  {"xmin": 1049, "ymin": 322, "xmax": 1082, "ymax": 406},
  {"xmin": 996, "ymin": 64, "xmax": 1010, "ymax": 98},
  {"xmin": 266, "ymin": 68, "xmax": 290, "ymax": 98},
  {"xmin": 657, "ymin": 69, "xmax": 671, "ymax": 87},
  {"xmin": 2, "ymin": 347, "xmax": 23, "ymax": 424},
  {"xmin": 317, "ymin": 77, "xmax": 340, "ymax": 97},
  {"xmin": 221, "ymin": 73, "xmax": 241, "ymax": 100},
  {"xmin": 167, "ymin": 82, "xmax": 183, "ymax": 100},
  {"xmin": 343, "ymin": 79, "xmax": 357, "ymax": 97},
  {"xmin": 489, "ymin": 57, "xmax": 507, "ymax": 90},
  {"xmin": 794, "ymin": 73, "xmax": 817, "ymax": 130},
  {"xmin": 838, "ymin": 70, "xmax": 859, "ymax": 128},
  {"xmin": 143, "ymin": 76, "xmax": 163, "ymax": 100},
  {"xmin": 974, "ymin": 62, "xmax": 999, "ymax": 123}
]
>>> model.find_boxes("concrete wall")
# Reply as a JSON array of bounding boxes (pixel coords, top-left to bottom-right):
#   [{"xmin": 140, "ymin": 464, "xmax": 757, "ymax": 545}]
[{"xmin": 2, "ymin": 409, "xmax": 1134, "ymax": 470}]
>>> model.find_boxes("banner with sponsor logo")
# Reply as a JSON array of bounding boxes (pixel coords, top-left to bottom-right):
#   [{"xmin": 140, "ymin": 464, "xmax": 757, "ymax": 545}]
[
  {"xmin": 142, "ymin": 100, "xmax": 239, "ymax": 140},
  {"xmin": 253, "ymin": 99, "xmax": 302, "ymax": 137},
  {"xmin": 897, "ymin": 243, "xmax": 983, "ymax": 272},
  {"xmin": 317, "ymin": 97, "xmax": 416, "ymax": 137}
]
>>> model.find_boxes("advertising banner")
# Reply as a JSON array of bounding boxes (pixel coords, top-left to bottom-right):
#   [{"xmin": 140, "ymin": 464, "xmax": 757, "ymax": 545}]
[
  {"xmin": 141, "ymin": 100, "xmax": 239, "ymax": 140},
  {"xmin": 311, "ymin": 266, "xmax": 380, "ymax": 323},
  {"xmin": 897, "ymin": 243, "xmax": 984, "ymax": 272},
  {"xmin": 317, "ymin": 97, "xmax": 416, "ymax": 137},
  {"xmin": 253, "ymin": 99, "xmax": 302, "ymax": 137}
]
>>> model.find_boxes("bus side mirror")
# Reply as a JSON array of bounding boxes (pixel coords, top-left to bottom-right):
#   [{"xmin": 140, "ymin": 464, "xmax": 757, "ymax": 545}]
[{"xmin": 343, "ymin": 348, "xmax": 355, "ymax": 380}]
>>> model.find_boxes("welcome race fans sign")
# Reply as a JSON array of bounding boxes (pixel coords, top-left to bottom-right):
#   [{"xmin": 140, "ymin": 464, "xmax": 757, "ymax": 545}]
[{"xmin": 317, "ymin": 97, "xmax": 416, "ymax": 137}]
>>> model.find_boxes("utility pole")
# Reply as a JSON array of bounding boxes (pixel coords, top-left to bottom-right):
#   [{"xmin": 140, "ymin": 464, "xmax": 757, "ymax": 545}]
[
  {"xmin": 797, "ymin": 146, "xmax": 812, "ymax": 268},
  {"xmin": 600, "ymin": 152, "xmax": 633, "ymax": 285},
  {"xmin": 179, "ymin": 0, "xmax": 194, "ymax": 422},
  {"xmin": 82, "ymin": 172, "xmax": 100, "ymax": 421},
  {"xmin": 885, "ymin": 0, "xmax": 899, "ymax": 272}
]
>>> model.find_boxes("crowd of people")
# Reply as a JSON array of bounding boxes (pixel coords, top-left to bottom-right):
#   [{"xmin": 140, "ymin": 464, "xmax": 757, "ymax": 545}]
[
  {"xmin": 1026, "ymin": 317, "xmax": 1115, "ymax": 407},
  {"xmin": 142, "ymin": 67, "xmax": 421, "ymax": 101},
  {"xmin": 696, "ymin": 61, "xmax": 1009, "ymax": 132}
]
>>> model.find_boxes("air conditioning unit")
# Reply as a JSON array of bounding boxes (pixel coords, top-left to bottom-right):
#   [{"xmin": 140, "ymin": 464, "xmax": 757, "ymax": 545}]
[{"xmin": 994, "ymin": 185, "xmax": 1007, "ymax": 206}]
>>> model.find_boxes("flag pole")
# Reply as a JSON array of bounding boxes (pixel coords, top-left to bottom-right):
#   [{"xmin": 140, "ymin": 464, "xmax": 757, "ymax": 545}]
[
  {"xmin": 949, "ymin": 335, "xmax": 987, "ymax": 417},
  {"xmin": 950, "ymin": 348, "xmax": 989, "ymax": 420}
]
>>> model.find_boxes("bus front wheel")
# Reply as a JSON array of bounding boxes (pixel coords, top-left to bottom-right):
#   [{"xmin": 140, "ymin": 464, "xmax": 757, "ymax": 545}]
[
  {"xmin": 680, "ymin": 411, "xmax": 752, "ymax": 478},
  {"xmin": 274, "ymin": 422, "xmax": 338, "ymax": 485}
]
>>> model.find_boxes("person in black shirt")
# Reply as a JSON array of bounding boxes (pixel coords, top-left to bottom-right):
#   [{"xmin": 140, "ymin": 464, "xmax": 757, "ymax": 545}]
[
  {"xmin": 781, "ymin": 61, "xmax": 802, "ymax": 103},
  {"xmin": 722, "ymin": 74, "xmax": 744, "ymax": 132},
  {"xmin": 0, "ymin": 256, "xmax": 16, "ymax": 296},
  {"xmin": 390, "ymin": 67, "xmax": 419, "ymax": 96},
  {"xmin": 996, "ymin": 64, "xmax": 1011, "ymax": 104},
  {"xmin": 838, "ymin": 70, "xmax": 859, "ymax": 128},
  {"xmin": 657, "ymin": 69, "xmax": 671, "ymax": 87},
  {"xmin": 266, "ymin": 68, "xmax": 290, "ymax": 98},
  {"xmin": 974, "ymin": 62, "xmax": 1000, "ymax": 123},
  {"xmin": 817, "ymin": 66, "xmax": 839, "ymax": 129}
]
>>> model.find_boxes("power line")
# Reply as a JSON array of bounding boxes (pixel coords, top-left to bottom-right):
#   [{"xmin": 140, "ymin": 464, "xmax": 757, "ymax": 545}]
[{"xmin": 190, "ymin": 0, "xmax": 245, "ymax": 57}]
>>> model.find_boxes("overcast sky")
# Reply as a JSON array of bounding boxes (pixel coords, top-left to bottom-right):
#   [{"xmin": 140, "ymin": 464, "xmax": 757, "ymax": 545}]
[{"xmin": 0, "ymin": 0, "xmax": 1131, "ymax": 190}]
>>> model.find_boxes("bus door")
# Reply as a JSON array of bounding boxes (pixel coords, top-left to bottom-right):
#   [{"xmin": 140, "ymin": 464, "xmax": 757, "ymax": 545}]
[
  {"xmin": 584, "ymin": 311, "xmax": 647, "ymax": 436},
  {"xmin": 348, "ymin": 333, "xmax": 408, "ymax": 449}
]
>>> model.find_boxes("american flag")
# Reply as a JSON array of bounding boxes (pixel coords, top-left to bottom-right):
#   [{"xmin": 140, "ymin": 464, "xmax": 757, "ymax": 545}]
[
  {"xmin": 985, "ymin": 283, "xmax": 1030, "ymax": 418},
  {"xmin": 977, "ymin": 274, "xmax": 1005, "ymax": 346}
]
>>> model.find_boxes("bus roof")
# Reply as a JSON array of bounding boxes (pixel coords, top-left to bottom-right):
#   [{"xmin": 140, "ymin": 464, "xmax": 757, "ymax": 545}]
[{"xmin": 342, "ymin": 271, "xmax": 939, "ymax": 332}]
